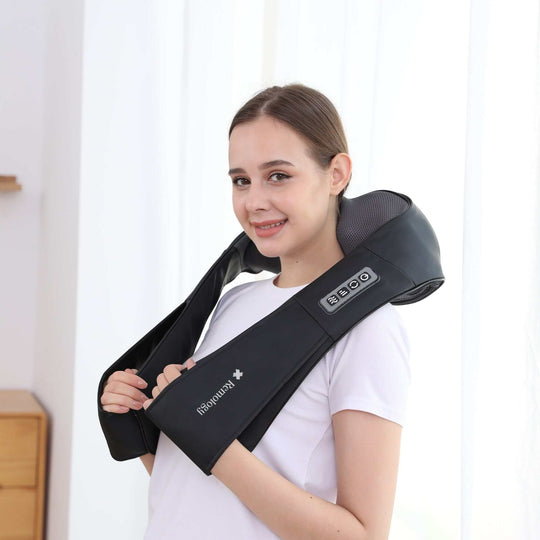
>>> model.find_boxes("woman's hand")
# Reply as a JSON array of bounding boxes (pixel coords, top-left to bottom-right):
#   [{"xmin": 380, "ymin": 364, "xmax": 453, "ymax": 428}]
[
  {"xmin": 100, "ymin": 368, "xmax": 149, "ymax": 413},
  {"xmin": 143, "ymin": 358, "xmax": 195, "ymax": 410}
]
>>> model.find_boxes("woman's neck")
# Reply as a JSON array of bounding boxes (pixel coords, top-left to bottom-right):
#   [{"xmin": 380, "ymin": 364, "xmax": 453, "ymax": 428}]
[{"xmin": 274, "ymin": 240, "xmax": 345, "ymax": 288}]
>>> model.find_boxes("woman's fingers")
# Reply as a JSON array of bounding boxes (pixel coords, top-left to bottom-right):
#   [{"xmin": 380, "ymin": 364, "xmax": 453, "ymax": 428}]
[
  {"xmin": 101, "ymin": 391, "xmax": 144, "ymax": 412},
  {"xmin": 102, "ymin": 403, "xmax": 130, "ymax": 414},
  {"xmin": 156, "ymin": 363, "xmax": 186, "ymax": 391},
  {"xmin": 156, "ymin": 373, "xmax": 166, "ymax": 392},
  {"xmin": 106, "ymin": 369, "xmax": 148, "ymax": 389},
  {"xmin": 143, "ymin": 358, "xmax": 197, "ymax": 410},
  {"xmin": 100, "ymin": 369, "xmax": 149, "ymax": 414},
  {"xmin": 103, "ymin": 380, "xmax": 149, "ymax": 405},
  {"xmin": 100, "ymin": 386, "xmax": 147, "ymax": 412},
  {"xmin": 143, "ymin": 398, "xmax": 153, "ymax": 410},
  {"xmin": 163, "ymin": 364, "xmax": 184, "ymax": 383}
]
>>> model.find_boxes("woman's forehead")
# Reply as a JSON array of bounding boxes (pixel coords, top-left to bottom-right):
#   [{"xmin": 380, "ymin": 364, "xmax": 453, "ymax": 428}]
[{"xmin": 228, "ymin": 117, "xmax": 310, "ymax": 166}]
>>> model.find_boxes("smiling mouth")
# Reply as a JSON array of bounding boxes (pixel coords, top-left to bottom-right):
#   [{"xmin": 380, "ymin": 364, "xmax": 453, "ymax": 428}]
[{"xmin": 257, "ymin": 220, "xmax": 287, "ymax": 230}]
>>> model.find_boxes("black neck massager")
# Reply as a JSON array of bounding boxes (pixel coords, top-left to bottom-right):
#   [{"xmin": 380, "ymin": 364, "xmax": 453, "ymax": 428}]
[{"xmin": 98, "ymin": 190, "xmax": 444, "ymax": 475}]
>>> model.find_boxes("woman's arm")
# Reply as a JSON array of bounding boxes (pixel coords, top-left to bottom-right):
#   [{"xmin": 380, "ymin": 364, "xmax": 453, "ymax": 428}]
[
  {"xmin": 146, "ymin": 363, "xmax": 402, "ymax": 538},
  {"xmin": 211, "ymin": 409, "xmax": 402, "ymax": 540},
  {"xmin": 333, "ymin": 409, "xmax": 402, "ymax": 539}
]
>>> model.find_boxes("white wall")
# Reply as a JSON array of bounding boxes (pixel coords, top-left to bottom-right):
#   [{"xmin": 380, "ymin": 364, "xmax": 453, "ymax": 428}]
[
  {"xmin": 0, "ymin": 0, "xmax": 84, "ymax": 538},
  {"xmin": 0, "ymin": 0, "xmax": 45, "ymax": 389},
  {"xmin": 32, "ymin": 0, "xmax": 84, "ymax": 537}
]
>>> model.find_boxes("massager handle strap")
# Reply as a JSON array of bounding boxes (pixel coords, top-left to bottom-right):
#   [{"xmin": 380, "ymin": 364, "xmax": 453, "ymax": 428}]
[
  {"xmin": 97, "ymin": 232, "xmax": 277, "ymax": 460},
  {"xmin": 144, "ymin": 244, "xmax": 413, "ymax": 475}
]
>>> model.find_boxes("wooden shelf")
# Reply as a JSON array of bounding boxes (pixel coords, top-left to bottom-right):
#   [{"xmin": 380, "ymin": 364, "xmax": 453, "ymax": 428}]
[{"xmin": 0, "ymin": 175, "xmax": 22, "ymax": 192}]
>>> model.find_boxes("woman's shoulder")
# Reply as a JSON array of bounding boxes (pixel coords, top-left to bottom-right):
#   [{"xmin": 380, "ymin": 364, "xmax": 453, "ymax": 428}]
[
  {"xmin": 351, "ymin": 303, "xmax": 408, "ymax": 339},
  {"xmin": 326, "ymin": 303, "xmax": 411, "ymax": 424},
  {"xmin": 327, "ymin": 303, "xmax": 410, "ymax": 371}
]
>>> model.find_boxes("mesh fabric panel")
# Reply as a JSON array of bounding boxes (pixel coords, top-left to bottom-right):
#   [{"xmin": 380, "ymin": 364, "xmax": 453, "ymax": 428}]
[{"xmin": 337, "ymin": 191, "xmax": 409, "ymax": 255}]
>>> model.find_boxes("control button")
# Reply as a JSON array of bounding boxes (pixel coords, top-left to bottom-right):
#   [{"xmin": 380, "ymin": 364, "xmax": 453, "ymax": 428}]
[
  {"xmin": 337, "ymin": 287, "xmax": 349, "ymax": 298},
  {"xmin": 326, "ymin": 295, "xmax": 339, "ymax": 306},
  {"xmin": 319, "ymin": 267, "xmax": 378, "ymax": 314}
]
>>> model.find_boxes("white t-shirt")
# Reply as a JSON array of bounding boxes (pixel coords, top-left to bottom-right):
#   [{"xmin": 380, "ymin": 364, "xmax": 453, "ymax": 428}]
[{"xmin": 144, "ymin": 275, "xmax": 410, "ymax": 539}]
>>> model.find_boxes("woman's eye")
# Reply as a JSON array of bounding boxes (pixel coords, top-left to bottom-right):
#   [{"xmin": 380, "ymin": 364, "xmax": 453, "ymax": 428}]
[
  {"xmin": 231, "ymin": 173, "xmax": 289, "ymax": 187},
  {"xmin": 269, "ymin": 172, "xmax": 290, "ymax": 183},
  {"xmin": 232, "ymin": 177, "xmax": 250, "ymax": 187}
]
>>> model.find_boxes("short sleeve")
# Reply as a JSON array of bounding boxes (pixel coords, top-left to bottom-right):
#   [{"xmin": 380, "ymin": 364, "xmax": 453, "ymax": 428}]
[{"xmin": 327, "ymin": 303, "xmax": 411, "ymax": 426}]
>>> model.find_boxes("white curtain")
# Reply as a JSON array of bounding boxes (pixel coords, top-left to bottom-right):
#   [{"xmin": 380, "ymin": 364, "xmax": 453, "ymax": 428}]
[
  {"xmin": 461, "ymin": 1, "xmax": 539, "ymax": 538},
  {"xmin": 72, "ymin": 1, "xmax": 539, "ymax": 538}
]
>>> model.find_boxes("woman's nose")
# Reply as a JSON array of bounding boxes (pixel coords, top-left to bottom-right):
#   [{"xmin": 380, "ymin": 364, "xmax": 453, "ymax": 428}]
[{"xmin": 245, "ymin": 181, "xmax": 270, "ymax": 212}]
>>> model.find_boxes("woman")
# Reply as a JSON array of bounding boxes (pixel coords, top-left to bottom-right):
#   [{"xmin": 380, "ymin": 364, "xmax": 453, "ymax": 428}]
[{"xmin": 100, "ymin": 84, "xmax": 410, "ymax": 539}]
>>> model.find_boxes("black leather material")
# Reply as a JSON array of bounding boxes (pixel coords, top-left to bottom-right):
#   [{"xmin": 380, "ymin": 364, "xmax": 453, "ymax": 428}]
[
  {"xmin": 97, "ymin": 190, "xmax": 444, "ymax": 471},
  {"xmin": 97, "ymin": 232, "xmax": 277, "ymax": 461}
]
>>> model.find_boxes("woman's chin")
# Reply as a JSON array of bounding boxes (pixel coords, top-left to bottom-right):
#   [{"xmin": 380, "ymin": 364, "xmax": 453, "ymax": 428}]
[
  {"xmin": 245, "ymin": 236, "xmax": 281, "ymax": 259},
  {"xmin": 243, "ymin": 226, "xmax": 290, "ymax": 259},
  {"xmin": 253, "ymin": 243, "xmax": 282, "ymax": 259}
]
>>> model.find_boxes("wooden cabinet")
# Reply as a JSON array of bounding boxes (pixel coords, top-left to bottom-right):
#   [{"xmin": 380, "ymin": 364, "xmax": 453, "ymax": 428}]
[{"xmin": 0, "ymin": 391, "xmax": 47, "ymax": 540}]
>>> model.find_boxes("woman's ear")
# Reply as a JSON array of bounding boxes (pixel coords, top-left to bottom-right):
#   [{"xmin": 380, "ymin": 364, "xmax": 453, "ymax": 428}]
[{"xmin": 329, "ymin": 153, "xmax": 352, "ymax": 196}]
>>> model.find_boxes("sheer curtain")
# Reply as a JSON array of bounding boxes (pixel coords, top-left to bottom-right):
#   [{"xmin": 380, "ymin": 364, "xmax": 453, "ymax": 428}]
[
  {"xmin": 462, "ymin": 1, "xmax": 539, "ymax": 538},
  {"xmin": 73, "ymin": 0, "xmax": 539, "ymax": 538}
]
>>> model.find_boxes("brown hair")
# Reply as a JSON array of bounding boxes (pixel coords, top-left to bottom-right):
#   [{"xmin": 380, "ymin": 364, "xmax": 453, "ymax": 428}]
[{"xmin": 228, "ymin": 83, "xmax": 351, "ymax": 210}]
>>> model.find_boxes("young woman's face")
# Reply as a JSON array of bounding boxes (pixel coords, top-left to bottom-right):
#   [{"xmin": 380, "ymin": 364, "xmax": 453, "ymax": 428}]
[{"xmin": 228, "ymin": 115, "xmax": 339, "ymax": 261}]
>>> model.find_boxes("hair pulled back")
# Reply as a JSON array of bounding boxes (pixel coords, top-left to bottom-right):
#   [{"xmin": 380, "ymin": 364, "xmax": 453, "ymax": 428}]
[{"xmin": 228, "ymin": 83, "xmax": 351, "ymax": 208}]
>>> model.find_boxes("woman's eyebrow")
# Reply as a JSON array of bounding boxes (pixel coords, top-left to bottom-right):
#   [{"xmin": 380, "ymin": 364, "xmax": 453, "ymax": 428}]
[{"xmin": 228, "ymin": 159, "xmax": 295, "ymax": 176}]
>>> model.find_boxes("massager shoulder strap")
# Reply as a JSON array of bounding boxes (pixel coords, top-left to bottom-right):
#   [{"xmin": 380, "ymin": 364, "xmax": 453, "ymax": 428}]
[{"xmin": 143, "ymin": 197, "xmax": 443, "ymax": 474}]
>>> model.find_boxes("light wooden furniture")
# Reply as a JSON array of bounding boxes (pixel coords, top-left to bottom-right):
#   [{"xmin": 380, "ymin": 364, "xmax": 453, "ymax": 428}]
[
  {"xmin": 0, "ymin": 391, "xmax": 47, "ymax": 540},
  {"xmin": 0, "ymin": 176, "xmax": 22, "ymax": 192}
]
